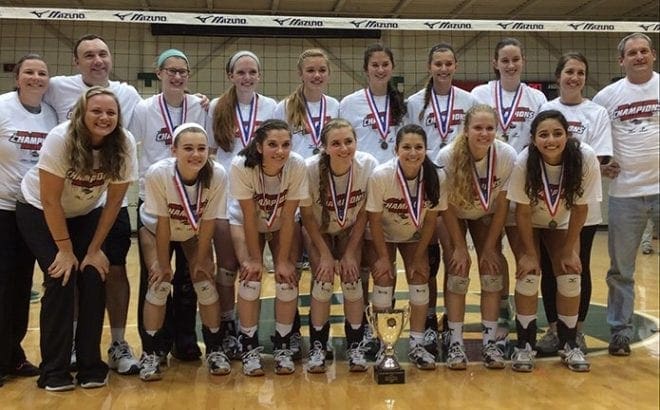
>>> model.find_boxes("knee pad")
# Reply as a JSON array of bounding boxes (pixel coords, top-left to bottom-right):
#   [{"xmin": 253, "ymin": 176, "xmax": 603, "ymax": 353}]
[
  {"xmin": 556, "ymin": 274, "xmax": 581, "ymax": 298},
  {"xmin": 480, "ymin": 275, "xmax": 504, "ymax": 293},
  {"xmin": 516, "ymin": 274, "xmax": 540, "ymax": 296},
  {"xmin": 193, "ymin": 280, "xmax": 219, "ymax": 305},
  {"xmin": 275, "ymin": 283, "xmax": 299, "ymax": 302},
  {"xmin": 341, "ymin": 280, "xmax": 363, "ymax": 302},
  {"xmin": 427, "ymin": 244, "xmax": 440, "ymax": 278},
  {"xmin": 311, "ymin": 280, "xmax": 333, "ymax": 303},
  {"xmin": 408, "ymin": 284, "xmax": 429, "ymax": 305},
  {"xmin": 238, "ymin": 280, "xmax": 261, "ymax": 301},
  {"xmin": 146, "ymin": 282, "xmax": 172, "ymax": 306},
  {"xmin": 372, "ymin": 285, "xmax": 393, "ymax": 309},
  {"xmin": 447, "ymin": 275, "xmax": 470, "ymax": 295},
  {"xmin": 216, "ymin": 268, "xmax": 237, "ymax": 287}
]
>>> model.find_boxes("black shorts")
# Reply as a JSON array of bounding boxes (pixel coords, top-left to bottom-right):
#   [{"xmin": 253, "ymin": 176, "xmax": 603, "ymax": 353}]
[{"xmin": 103, "ymin": 206, "xmax": 132, "ymax": 265}]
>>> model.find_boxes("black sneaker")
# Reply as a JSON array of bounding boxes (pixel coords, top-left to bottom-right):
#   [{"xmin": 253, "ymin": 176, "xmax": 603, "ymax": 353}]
[
  {"xmin": 11, "ymin": 360, "xmax": 40, "ymax": 377},
  {"xmin": 608, "ymin": 334, "xmax": 631, "ymax": 356},
  {"xmin": 38, "ymin": 377, "xmax": 75, "ymax": 392}
]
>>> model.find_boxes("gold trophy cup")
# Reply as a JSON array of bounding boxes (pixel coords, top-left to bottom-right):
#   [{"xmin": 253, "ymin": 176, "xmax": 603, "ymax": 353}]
[{"xmin": 366, "ymin": 305, "xmax": 410, "ymax": 384}]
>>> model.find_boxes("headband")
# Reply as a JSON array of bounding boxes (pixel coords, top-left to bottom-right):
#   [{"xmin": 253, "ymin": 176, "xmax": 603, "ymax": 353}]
[
  {"xmin": 172, "ymin": 122, "xmax": 207, "ymax": 145},
  {"xmin": 228, "ymin": 50, "xmax": 260, "ymax": 72},
  {"xmin": 157, "ymin": 49, "xmax": 189, "ymax": 68}
]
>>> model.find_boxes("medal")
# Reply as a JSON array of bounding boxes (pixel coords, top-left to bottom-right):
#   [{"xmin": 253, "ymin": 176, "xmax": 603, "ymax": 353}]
[
  {"xmin": 471, "ymin": 146, "xmax": 496, "ymax": 212},
  {"xmin": 172, "ymin": 165, "xmax": 202, "ymax": 232},
  {"xmin": 264, "ymin": 232, "xmax": 273, "ymax": 241},
  {"xmin": 364, "ymin": 88, "xmax": 391, "ymax": 150},
  {"xmin": 303, "ymin": 95, "xmax": 326, "ymax": 156},
  {"xmin": 313, "ymin": 148, "xmax": 320, "ymax": 155},
  {"xmin": 395, "ymin": 161, "xmax": 424, "ymax": 233},
  {"xmin": 235, "ymin": 94, "xmax": 259, "ymax": 147},
  {"xmin": 259, "ymin": 169, "xmax": 283, "ymax": 231},
  {"xmin": 494, "ymin": 81, "xmax": 522, "ymax": 142},
  {"xmin": 540, "ymin": 159, "xmax": 564, "ymax": 229},
  {"xmin": 439, "ymin": 142, "xmax": 447, "ymax": 149},
  {"xmin": 430, "ymin": 86, "xmax": 454, "ymax": 147},
  {"xmin": 158, "ymin": 94, "xmax": 188, "ymax": 145},
  {"xmin": 412, "ymin": 231, "xmax": 421, "ymax": 241},
  {"xmin": 328, "ymin": 165, "xmax": 354, "ymax": 228}
]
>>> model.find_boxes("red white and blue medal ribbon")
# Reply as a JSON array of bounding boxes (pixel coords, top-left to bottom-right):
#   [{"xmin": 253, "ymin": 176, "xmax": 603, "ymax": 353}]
[
  {"xmin": 471, "ymin": 146, "xmax": 496, "ymax": 212},
  {"xmin": 259, "ymin": 169, "xmax": 282, "ymax": 230},
  {"xmin": 364, "ymin": 88, "xmax": 391, "ymax": 145},
  {"xmin": 303, "ymin": 95, "xmax": 327, "ymax": 151},
  {"xmin": 235, "ymin": 94, "xmax": 259, "ymax": 147},
  {"xmin": 173, "ymin": 166, "xmax": 202, "ymax": 231},
  {"xmin": 540, "ymin": 159, "xmax": 564, "ymax": 220},
  {"xmin": 395, "ymin": 161, "xmax": 424, "ymax": 230},
  {"xmin": 430, "ymin": 86, "xmax": 454, "ymax": 144},
  {"xmin": 158, "ymin": 94, "xmax": 188, "ymax": 143},
  {"xmin": 328, "ymin": 166, "xmax": 353, "ymax": 228},
  {"xmin": 494, "ymin": 81, "xmax": 522, "ymax": 136}
]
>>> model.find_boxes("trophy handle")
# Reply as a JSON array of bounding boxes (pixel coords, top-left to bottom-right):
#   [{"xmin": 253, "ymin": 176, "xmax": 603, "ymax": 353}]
[
  {"xmin": 402, "ymin": 304, "xmax": 411, "ymax": 328},
  {"xmin": 365, "ymin": 305, "xmax": 375, "ymax": 333}
]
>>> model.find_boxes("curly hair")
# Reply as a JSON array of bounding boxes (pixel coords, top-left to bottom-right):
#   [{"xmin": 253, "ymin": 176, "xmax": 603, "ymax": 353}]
[
  {"xmin": 363, "ymin": 43, "xmax": 406, "ymax": 124},
  {"xmin": 419, "ymin": 43, "xmax": 457, "ymax": 122},
  {"xmin": 524, "ymin": 110, "xmax": 584, "ymax": 209},
  {"xmin": 447, "ymin": 104, "xmax": 498, "ymax": 209},
  {"xmin": 395, "ymin": 124, "xmax": 440, "ymax": 207},
  {"xmin": 238, "ymin": 119, "xmax": 291, "ymax": 169},
  {"xmin": 66, "ymin": 86, "xmax": 128, "ymax": 180},
  {"xmin": 285, "ymin": 49, "xmax": 330, "ymax": 134}
]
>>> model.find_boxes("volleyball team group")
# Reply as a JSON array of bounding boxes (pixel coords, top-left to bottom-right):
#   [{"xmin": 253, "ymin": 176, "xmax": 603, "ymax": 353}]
[{"xmin": 0, "ymin": 30, "xmax": 657, "ymax": 392}]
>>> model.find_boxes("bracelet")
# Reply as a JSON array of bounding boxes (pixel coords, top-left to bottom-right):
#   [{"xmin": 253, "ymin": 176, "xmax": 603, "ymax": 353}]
[{"xmin": 54, "ymin": 237, "xmax": 70, "ymax": 242}]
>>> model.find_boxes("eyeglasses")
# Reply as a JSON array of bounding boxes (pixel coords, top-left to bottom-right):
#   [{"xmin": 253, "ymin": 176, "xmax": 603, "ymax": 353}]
[{"xmin": 162, "ymin": 67, "xmax": 190, "ymax": 78}]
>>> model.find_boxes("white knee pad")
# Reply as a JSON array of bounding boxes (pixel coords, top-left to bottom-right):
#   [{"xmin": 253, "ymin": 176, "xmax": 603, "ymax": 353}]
[
  {"xmin": 238, "ymin": 280, "xmax": 261, "ymax": 301},
  {"xmin": 516, "ymin": 274, "xmax": 540, "ymax": 296},
  {"xmin": 276, "ymin": 283, "xmax": 299, "ymax": 302},
  {"xmin": 408, "ymin": 284, "xmax": 429, "ymax": 305},
  {"xmin": 341, "ymin": 280, "xmax": 363, "ymax": 302},
  {"xmin": 146, "ymin": 282, "xmax": 171, "ymax": 306},
  {"xmin": 557, "ymin": 274, "xmax": 581, "ymax": 298},
  {"xmin": 372, "ymin": 285, "xmax": 393, "ymax": 309},
  {"xmin": 480, "ymin": 275, "xmax": 504, "ymax": 293},
  {"xmin": 193, "ymin": 280, "xmax": 219, "ymax": 305},
  {"xmin": 311, "ymin": 280, "xmax": 333, "ymax": 303},
  {"xmin": 216, "ymin": 268, "xmax": 237, "ymax": 287},
  {"xmin": 447, "ymin": 275, "xmax": 470, "ymax": 295}
]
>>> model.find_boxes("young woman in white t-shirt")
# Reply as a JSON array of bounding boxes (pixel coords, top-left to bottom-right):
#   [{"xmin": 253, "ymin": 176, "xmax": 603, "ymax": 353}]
[
  {"xmin": 229, "ymin": 119, "xmax": 308, "ymax": 376},
  {"xmin": 437, "ymin": 104, "xmax": 517, "ymax": 370},
  {"xmin": 16, "ymin": 86, "xmax": 137, "ymax": 391},
  {"xmin": 207, "ymin": 51, "xmax": 278, "ymax": 360},
  {"xmin": 536, "ymin": 52, "xmax": 613, "ymax": 356},
  {"xmin": 366, "ymin": 124, "xmax": 446, "ymax": 371},
  {"xmin": 0, "ymin": 54, "xmax": 57, "ymax": 385},
  {"xmin": 507, "ymin": 110, "xmax": 601, "ymax": 373},
  {"xmin": 138, "ymin": 124, "xmax": 229, "ymax": 381},
  {"xmin": 299, "ymin": 119, "xmax": 378, "ymax": 373}
]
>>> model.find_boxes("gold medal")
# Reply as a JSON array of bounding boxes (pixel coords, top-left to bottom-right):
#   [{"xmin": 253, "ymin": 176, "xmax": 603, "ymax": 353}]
[
  {"xmin": 548, "ymin": 220, "xmax": 557, "ymax": 229},
  {"xmin": 264, "ymin": 231, "xmax": 273, "ymax": 241},
  {"xmin": 412, "ymin": 231, "xmax": 421, "ymax": 241}
]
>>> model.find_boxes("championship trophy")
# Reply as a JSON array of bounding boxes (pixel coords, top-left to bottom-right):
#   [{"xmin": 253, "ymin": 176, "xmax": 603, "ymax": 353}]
[{"xmin": 366, "ymin": 305, "xmax": 410, "ymax": 384}]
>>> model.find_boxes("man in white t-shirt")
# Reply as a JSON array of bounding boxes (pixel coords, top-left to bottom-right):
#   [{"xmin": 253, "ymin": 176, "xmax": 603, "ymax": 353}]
[{"xmin": 593, "ymin": 33, "xmax": 659, "ymax": 356}]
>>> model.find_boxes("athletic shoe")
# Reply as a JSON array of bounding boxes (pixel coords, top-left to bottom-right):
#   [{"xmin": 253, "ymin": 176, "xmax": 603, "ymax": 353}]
[
  {"xmin": 289, "ymin": 331, "xmax": 303, "ymax": 361},
  {"xmin": 241, "ymin": 347, "xmax": 265, "ymax": 377},
  {"xmin": 79, "ymin": 375, "xmax": 108, "ymax": 389},
  {"xmin": 43, "ymin": 380, "xmax": 75, "ymax": 392},
  {"xmin": 408, "ymin": 344, "xmax": 436, "ymax": 370},
  {"xmin": 305, "ymin": 341, "xmax": 327, "ymax": 374},
  {"xmin": 108, "ymin": 341, "xmax": 140, "ymax": 375},
  {"xmin": 206, "ymin": 350, "xmax": 231, "ymax": 375},
  {"xmin": 445, "ymin": 342, "xmax": 468, "ymax": 370},
  {"xmin": 511, "ymin": 343, "xmax": 536, "ymax": 373},
  {"xmin": 273, "ymin": 347, "xmax": 296, "ymax": 375},
  {"xmin": 576, "ymin": 331, "xmax": 588, "ymax": 354},
  {"xmin": 346, "ymin": 342, "xmax": 368, "ymax": 372},
  {"xmin": 139, "ymin": 353, "xmax": 162, "ymax": 382},
  {"xmin": 608, "ymin": 333, "xmax": 631, "ymax": 356},
  {"xmin": 11, "ymin": 360, "xmax": 39, "ymax": 377},
  {"xmin": 536, "ymin": 328, "xmax": 560, "ymax": 355},
  {"xmin": 220, "ymin": 322, "xmax": 241, "ymax": 361},
  {"xmin": 421, "ymin": 328, "xmax": 439, "ymax": 359},
  {"xmin": 641, "ymin": 244, "xmax": 654, "ymax": 254},
  {"xmin": 325, "ymin": 341, "xmax": 334, "ymax": 361},
  {"xmin": 481, "ymin": 341, "xmax": 506, "ymax": 369},
  {"xmin": 560, "ymin": 344, "xmax": 591, "ymax": 372},
  {"xmin": 361, "ymin": 325, "xmax": 381, "ymax": 361}
]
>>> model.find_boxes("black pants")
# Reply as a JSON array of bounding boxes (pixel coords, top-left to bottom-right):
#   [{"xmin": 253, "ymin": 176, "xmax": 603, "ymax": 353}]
[
  {"xmin": 0, "ymin": 209, "xmax": 35, "ymax": 376},
  {"xmin": 540, "ymin": 225, "xmax": 597, "ymax": 323},
  {"xmin": 16, "ymin": 202, "xmax": 108, "ymax": 386}
]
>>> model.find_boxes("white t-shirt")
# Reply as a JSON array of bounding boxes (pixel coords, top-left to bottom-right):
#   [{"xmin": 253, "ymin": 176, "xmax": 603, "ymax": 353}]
[
  {"xmin": 593, "ymin": 72, "xmax": 659, "ymax": 198},
  {"xmin": 140, "ymin": 157, "xmax": 227, "ymax": 242},
  {"xmin": 406, "ymin": 86, "xmax": 477, "ymax": 161},
  {"xmin": 205, "ymin": 93, "xmax": 278, "ymax": 172},
  {"xmin": 21, "ymin": 121, "xmax": 138, "ymax": 217},
  {"xmin": 506, "ymin": 144, "xmax": 602, "ymax": 229},
  {"xmin": 541, "ymin": 97, "xmax": 613, "ymax": 225},
  {"xmin": 300, "ymin": 151, "xmax": 378, "ymax": 235},
  {"xmin": 272, "ymin": 95, "xmax": 340, "ymax": 158},
  {"xmin": 436, "ymin": 139, "xmax": 516, "ymax": 220},
  {"xmin": 44, "ymin": 74, "xmax": 142, "ymax": 126},
  {"xmin": 339, "ymin": 88, "xmax": 404, "ymax": 164},
  {"xmin": 228, "ymin": 151, "xmax": 309, "ymax": 232},
  {"xmin": 471, "ymin": 81, "xmax": 547, "ymax": 153},
  {"xmin": 366, "ymin": 159, "xmax": 447, "ymax": 243},
  {"xmin": 0, "ymin": 91, "xmax": 58, "ymax": 210},
  {"xmin": 128, "ymin": 93, "xmax": 207, "ymax": 199}
]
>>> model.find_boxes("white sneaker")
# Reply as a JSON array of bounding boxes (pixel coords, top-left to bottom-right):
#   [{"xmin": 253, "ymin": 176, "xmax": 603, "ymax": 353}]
[
  {"xmin": 79, "ymin": 375, "xmax": 108, "ymax": 389},
  {"xmin": 481, "ymin": 341, "xmax": 506, "ymax": 369},
  {"xmin": 446, "ymin": 342, "xmax": 468, "ymax": 370},
  {"xmin": 536, "ymin": 328, "xmax": 560, "ymax": 355},
  {"xmin": 241, "ymin": 346, "xmax": 265, "ymax": 377},
  {"xmin": 273, "ymin": 347, "xmax": 296, "ymax": 375},
  {"xmin": 305, "ymin": 341, "xmax": 327, "ymax": 373},
  {"xmin": 511, "ymin": 343, "xmax": 536, "ymax": 373},
  {"xmin": 408, "ymin": 343, "xmax": 436, "ymax": 370},
  {"xmin": 108, "ymin": 341, "xmax": 140, "ymax": 375},
  {"xmin": 139, "ymin": 353, "xmax": 162, "ymax": 382},
  {"xmin": 206, "ymin": 350, "xmax": 231, "ymax": 375},
  {"xmin": 560, "ymin": 344, "xmax": 590, "ymax": 372},
  {"xmin": 347, "ymin": 342, "xmax": 368, "ymax": 372}
]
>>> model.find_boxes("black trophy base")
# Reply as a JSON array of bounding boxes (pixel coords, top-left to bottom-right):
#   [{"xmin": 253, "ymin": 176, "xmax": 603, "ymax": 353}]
[{"xmin": 374, "ymin": 367, "xmax": 405, "ymax": 384}]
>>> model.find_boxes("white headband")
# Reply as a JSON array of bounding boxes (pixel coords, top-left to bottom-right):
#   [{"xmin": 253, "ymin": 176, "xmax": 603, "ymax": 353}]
[
  {"xmin": 172, "ymin": 122, "xmax": 207, "ymax": 145},
  {"xmin": 228, "ymin": 50, "xmax": 260, "ymax": 72}
]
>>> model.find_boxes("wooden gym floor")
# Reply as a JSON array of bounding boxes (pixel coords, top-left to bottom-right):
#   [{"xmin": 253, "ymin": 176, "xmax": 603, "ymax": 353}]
[{"xmin": 3, "ymin": 230, "xmax": 658, "ymax": 409}]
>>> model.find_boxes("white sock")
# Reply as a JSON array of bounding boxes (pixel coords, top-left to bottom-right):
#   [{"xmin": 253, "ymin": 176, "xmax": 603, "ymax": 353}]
[
  {"xmin": 557, "ymin": 314, "xmax": 578, "ymax": 329},
  {"xmin": 447, "ymin": 321, "xmax": 464, "ymax": 346},
  {"xmin": 240, "ymin": 325, "xmax": 257, "ymax": 338},
  {"xmin": 409, "ymin": 331, "xmax": 425, "ymax": 346},
  {"xmin": 517, "ymin": 314, "xmax": 536, "ymax": 329},
  {"xmin": 209, "ymin": 327, "xmax": 220, "ymax": 333},
  {"xmin": 146, "ymin": 330, "xmax": 157, "ymax": 336},
  {"xmin": 111, "ymin": 327, "xmax": 125, "ymax": 343},
  {"xmin": 275, "ymin": 322, "xmax": 293, "ymax": 337},
  {"xmin": 482, "ymin": 320, "xmax": 498, "ymax": 345},
  {"xmin": 350, "ymin": 323, "xmax": 362, "ymax": 330}
]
